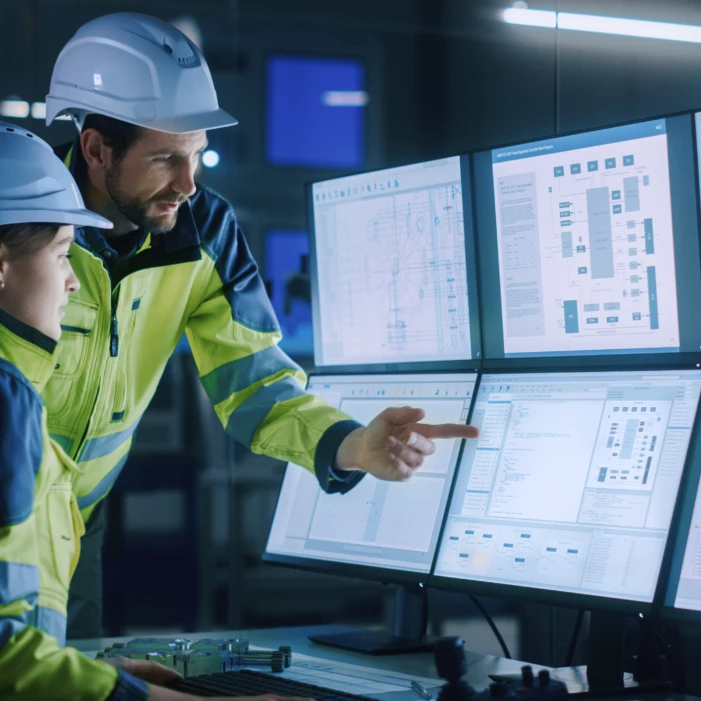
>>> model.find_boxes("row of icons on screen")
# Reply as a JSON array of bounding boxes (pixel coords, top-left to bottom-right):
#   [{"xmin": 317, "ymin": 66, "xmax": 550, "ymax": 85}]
[
  {"xmin": 350, "ymin": 389, "xmax": 472, "ymax": 396},
  {"xmin": 315, "ymin": 387, "xmax": 472, "ymax": 396},
  {"xmin": 315, "ymin": 179, "xmax": 401, "ymax": 201}
]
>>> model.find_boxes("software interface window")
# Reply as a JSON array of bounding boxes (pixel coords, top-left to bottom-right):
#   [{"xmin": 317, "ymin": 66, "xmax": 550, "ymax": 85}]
[
  {"xmin": 266, "ymin": 373, "xmax": 477, "ymax": 573},
  {"xmin": 435, "ymin": 371, "xmax": 701, "ymax": 602},
  {"xmin": 482, "ymin": 119, "xmax": 691, "ymax": 358},
  {"xmin": 672, "ymin": 481, "xmax": 701, "ymax": 612},
  {"xmin": 311, "ymin": 158, "xmax": 476, "ymax": 366}
]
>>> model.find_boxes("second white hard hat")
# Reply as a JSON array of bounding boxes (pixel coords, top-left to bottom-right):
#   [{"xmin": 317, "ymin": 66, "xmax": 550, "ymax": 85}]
[
  {"xmin": 0, "ymin": 121, "xmax": 112, "ymax": 229},
  {"xmin": 46, "ymin": 12, "xmax": 238, "ymax": 134}
]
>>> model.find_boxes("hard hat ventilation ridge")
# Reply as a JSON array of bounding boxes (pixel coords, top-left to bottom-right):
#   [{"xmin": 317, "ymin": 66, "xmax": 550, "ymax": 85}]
[{"xmin": 162, "ymin": 36, "xmax": 198, "ymax": 66}]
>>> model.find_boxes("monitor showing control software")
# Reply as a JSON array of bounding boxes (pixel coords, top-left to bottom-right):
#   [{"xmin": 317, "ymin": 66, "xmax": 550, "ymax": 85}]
[
  {"xmin": 474, "ymin": 115, "xmax": 701, "ymax": 363},
  {"xmin": 310, "ymin": 157, "xmax": 481, "ymax": 369},
  {"xmin": 265, "ymin": 372, "xmax": 478, "ymax": 578},
  {"xmin": 433, "ymin": 370, "xmax": 701, "ymax": 608},
  {"xmin": 661, "ymin": 370, "xmax": 701, "ymax": 616},
  {"xmin": 663, "ymin": 477, "xmax": 701, "ymax": 616}
]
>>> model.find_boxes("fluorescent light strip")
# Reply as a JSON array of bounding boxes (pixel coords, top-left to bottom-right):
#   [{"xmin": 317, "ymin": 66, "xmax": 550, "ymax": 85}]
[
  {"xmin": 503, "ymin": 8, "xmax": 556, "ymax": 28},
  {"xmin": 504, "ymin": 7, "xmax": 701, "ymax": 44},
  {"xmin": 559, "ymin": 12, "xmax": 701, "ymax": 43},
  {"xmin": 0, "ymin": 100, "xmax": 30, "ymax": 118},
  {"xmin": 31, "ymin": 102, "xmax": 46, "ymax": 119}
]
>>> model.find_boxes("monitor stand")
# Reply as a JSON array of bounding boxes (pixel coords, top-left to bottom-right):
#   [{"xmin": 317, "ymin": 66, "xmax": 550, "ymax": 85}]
[
  {"xmin": 582, "ymin": 611, "xmax": 670, "ymax": 695},
  {"xmin": 308, "ymin": 583, "xmax": 436, "ymax": 655},
  {"xmin": 490, "ymin": 612, "xmax": 671, "ymax": 696}
]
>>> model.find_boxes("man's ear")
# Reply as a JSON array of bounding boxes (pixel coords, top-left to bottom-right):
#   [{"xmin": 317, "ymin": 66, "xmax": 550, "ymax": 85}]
[{"xmin": 80, "ymin": 128, "xmax": 112, "ymax": 171}]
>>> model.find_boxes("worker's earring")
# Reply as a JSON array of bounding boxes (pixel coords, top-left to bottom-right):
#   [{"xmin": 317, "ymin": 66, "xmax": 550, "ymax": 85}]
[{"xmin": 0, "ymin": 281, "xmax": 4, "ymax": 290}]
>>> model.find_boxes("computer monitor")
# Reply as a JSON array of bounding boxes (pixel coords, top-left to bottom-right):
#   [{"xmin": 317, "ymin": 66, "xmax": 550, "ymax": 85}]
[
  {"xmin": 473, "ymin": 114, "xmax": 701, "ymax": 366},
  {"xmin": 662, "ymin": 473, "xmax": 701, "ymax": 617},
  {"xmin": 264, "ymin": 371, "xmax": 478, "ymax": 581},
  {"xmin": 661, "ymin": 369, "xmax": 701, "ymax": 617},
  {"xmin": 432, "ymin": 369, "xmax": 701, "ymax": 613},
  {"xmin": 309, "ymin": 156, "xmax": 481, "ymax": 371},
  {"xmin": 266, "ymin": 54, "xmax": 366, "ymax": 169}
]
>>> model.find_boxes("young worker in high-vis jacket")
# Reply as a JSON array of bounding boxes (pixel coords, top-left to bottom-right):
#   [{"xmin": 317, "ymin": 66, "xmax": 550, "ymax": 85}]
[
  {"xmin": 0, "ymin": 122, "xmax": 207, "ymax": 701},
  {"xmin": 44, "ymin": 13, "xmax": 479, "ymax": 638}
]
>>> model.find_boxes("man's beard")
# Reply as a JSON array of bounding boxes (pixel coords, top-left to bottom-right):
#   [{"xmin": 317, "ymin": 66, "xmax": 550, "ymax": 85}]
[{"xmin": 105, "ymin": 165, "xmax": 186, "ymax": 234}]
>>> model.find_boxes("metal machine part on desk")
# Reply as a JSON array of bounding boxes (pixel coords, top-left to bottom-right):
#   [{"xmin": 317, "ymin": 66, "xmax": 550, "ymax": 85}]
[{"xmin": 96, "ymin": 638, "xmax": 291, "ymax": 675}]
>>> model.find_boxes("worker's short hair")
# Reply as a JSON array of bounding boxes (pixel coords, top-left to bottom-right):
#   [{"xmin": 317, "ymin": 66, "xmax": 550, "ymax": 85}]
[
  {"xmin": 82, "ymin": 113, "xmax": 144, "ymax": 163},
  {"xmin": 0, "ymin": 223, "xmax": 60, "ymax": 259}
]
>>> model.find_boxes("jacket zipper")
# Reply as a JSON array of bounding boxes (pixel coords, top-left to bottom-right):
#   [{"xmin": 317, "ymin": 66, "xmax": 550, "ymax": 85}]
[
  {"xmin": 110, "ymin": 300, "xmax": 119, "ymax": 357},
  {"xmin": 73, "ymin": 281, "xmax": 120, "ymax": 461},
  {"xmin": 73, "ymin": 381, "xmax": 102, "ymax": 461}
]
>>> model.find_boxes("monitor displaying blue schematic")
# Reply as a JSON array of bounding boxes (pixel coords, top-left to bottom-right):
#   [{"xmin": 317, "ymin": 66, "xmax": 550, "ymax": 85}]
[
  {"xmin": 474, "ymin": 116, "xmax": 701, "ymax": 360},
  {"xmin": 310, "ymin": 157, "xmax": 481, "ymax": 368},
  {"xmin": 434, "ymin": 370, "xmax": 701, "ymax": 605},
  {"xmin": 266, "ymin": 55, "xmax": 365, "ymax": 169},
  {"xmin": 265, "ymin": 373, "xmax": 478, "ymax": 575}
]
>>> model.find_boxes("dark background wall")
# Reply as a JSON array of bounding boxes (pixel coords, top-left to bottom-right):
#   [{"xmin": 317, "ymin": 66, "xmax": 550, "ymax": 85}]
[{"xmin": 7, "ymin": 0, "xmax": 701, "ymax": 250}]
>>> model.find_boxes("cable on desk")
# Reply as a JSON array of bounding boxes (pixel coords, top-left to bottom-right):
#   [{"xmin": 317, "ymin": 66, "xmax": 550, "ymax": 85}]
[
  {"xmin": 565, "ymin": 609, "xmax": 585, "ymax": 667},
  {"xmin": 470, "ymin": 595, "xmax": 512, "ymax": 659}
]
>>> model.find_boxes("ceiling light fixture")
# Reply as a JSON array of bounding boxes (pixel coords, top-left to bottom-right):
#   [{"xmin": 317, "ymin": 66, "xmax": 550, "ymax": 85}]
[{"xmin": 504, "ymin": 6, "xmax": 701, "ymax": 44}]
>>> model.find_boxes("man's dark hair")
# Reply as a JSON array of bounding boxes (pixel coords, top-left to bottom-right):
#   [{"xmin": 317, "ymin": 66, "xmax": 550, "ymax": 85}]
[
  {"xmin": 0, "ymin": 223, "xmax": 60, "ymax": 259},
  {"xmin": 82, "ymin": 114, "xmax": 144, "ymax": 162}
]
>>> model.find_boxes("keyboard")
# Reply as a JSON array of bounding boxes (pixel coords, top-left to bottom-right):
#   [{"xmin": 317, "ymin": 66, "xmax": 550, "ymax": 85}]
[{"xmin": 174, "ymin": 669, "xmax": 378, "ymax": 700}]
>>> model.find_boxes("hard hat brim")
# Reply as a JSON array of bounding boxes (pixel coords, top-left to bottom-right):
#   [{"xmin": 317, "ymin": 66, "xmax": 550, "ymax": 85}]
[
  {"xmin": 137, "ymin": 107, "xmax": 239, "ymax": 134},
  {"xmin": 0, "ymin": 208, "xmax": 114, "ymax": 230}
]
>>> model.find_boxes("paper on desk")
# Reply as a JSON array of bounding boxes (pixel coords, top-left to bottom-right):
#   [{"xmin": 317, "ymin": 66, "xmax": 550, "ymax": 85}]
[{"xmin": 250, "ymin": 647, "xmax": 440, "ymax": 695}]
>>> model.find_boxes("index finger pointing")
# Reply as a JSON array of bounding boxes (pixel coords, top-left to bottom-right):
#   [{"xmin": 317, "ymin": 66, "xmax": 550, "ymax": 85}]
[{"xmin": 412, "ymin": 423, "xmax": 479, "ymax": 440}]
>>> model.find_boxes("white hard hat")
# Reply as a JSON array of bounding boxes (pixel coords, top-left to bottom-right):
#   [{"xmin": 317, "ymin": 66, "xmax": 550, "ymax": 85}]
[
  {"xmin": 0, "ymin": 121, "xmax": 112, "ymax": 229},
  {"xmin": 46, "ymin": 12, "xmax": 238, "ymax": 134}
]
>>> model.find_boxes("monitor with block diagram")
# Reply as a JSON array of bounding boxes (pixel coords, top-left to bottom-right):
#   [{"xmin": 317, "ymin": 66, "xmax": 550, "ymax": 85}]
[{"xmin": 432, "ymin": 369, "xmax": 701, "ymax": 612}]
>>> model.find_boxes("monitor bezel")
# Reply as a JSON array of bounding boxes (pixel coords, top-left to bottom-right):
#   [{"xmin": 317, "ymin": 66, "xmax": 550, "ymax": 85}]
[
  {"xmin": 262, "ymin": 369, "xmax": 480, "ymax": 587},
  {"xmin": 429, "ymin": 365, "xmax": 701, "ymax": 615},
  {"xmin": 471, "ymin": 110, "xmax": 701, "ymax": 370},
  {"xmin": 307, "ymin": 155, "xmax": 483, "ymax": 373}
]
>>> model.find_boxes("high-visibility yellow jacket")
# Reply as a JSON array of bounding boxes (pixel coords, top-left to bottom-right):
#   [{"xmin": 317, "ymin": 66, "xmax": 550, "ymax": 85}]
[
  {"xmin": 0, "ymin": 309, "xmax": 149, "ymax": 699},
  {"xmin": 47, "ymin": 143, "xmax": 363, "ymax": 523}
]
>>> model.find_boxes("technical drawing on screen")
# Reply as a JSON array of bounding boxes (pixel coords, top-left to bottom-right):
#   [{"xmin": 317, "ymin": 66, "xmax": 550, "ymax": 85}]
[
  {"xmin": 265, "ymin": 373, "xmax": 477, "ymax": 574},
  {"xmin": 491, "ymin": 120, "xmax": 680, "ymax": 357},
  {"xmin": 434, "ymin": 370, "xmax": 701, "ymax": 604},
  {"xmin": 311, "ymin": 158, "xmax": 478, "ymax": 367}
]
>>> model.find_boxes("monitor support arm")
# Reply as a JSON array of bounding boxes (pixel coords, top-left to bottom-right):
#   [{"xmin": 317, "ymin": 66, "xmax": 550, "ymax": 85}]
[
  {"xmin": 393, "ymin": 583, "xmax": 427, "ymax": 639},
  {"xmin": 308, "ymin": 583, "xmax": 434, "ymax": 655},
  {"xmin": 586, "ymin": 611, "xmax": 673, "ymax": 694},
  {"xmin": 586, "ymin": 611, "xmax": 626, "ymax": 692}
]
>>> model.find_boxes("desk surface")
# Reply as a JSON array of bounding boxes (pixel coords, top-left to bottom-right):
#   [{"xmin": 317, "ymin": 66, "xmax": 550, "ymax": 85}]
[
  {"xmin": 70, "ymin": 623, "xmax": 538, "ymax": 681},
  {"xmin": 70, "ymin": 624, "xmax": 686, "ymax": 701}
]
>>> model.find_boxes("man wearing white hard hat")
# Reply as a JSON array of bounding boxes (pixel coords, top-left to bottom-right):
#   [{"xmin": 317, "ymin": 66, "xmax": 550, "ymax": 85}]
[{"xmin": 43, "ymin": 12, "xmax": 479, "ymax": 638}]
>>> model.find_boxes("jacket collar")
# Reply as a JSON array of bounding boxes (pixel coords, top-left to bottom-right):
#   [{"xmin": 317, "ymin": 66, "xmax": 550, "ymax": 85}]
[
  {"xmin": 0, "ymin": 308, "xmax": 58, "ymax": 393},
  {"xmin": 56, "ymin": 142, "xmax": 202, "ymax": 259}
]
